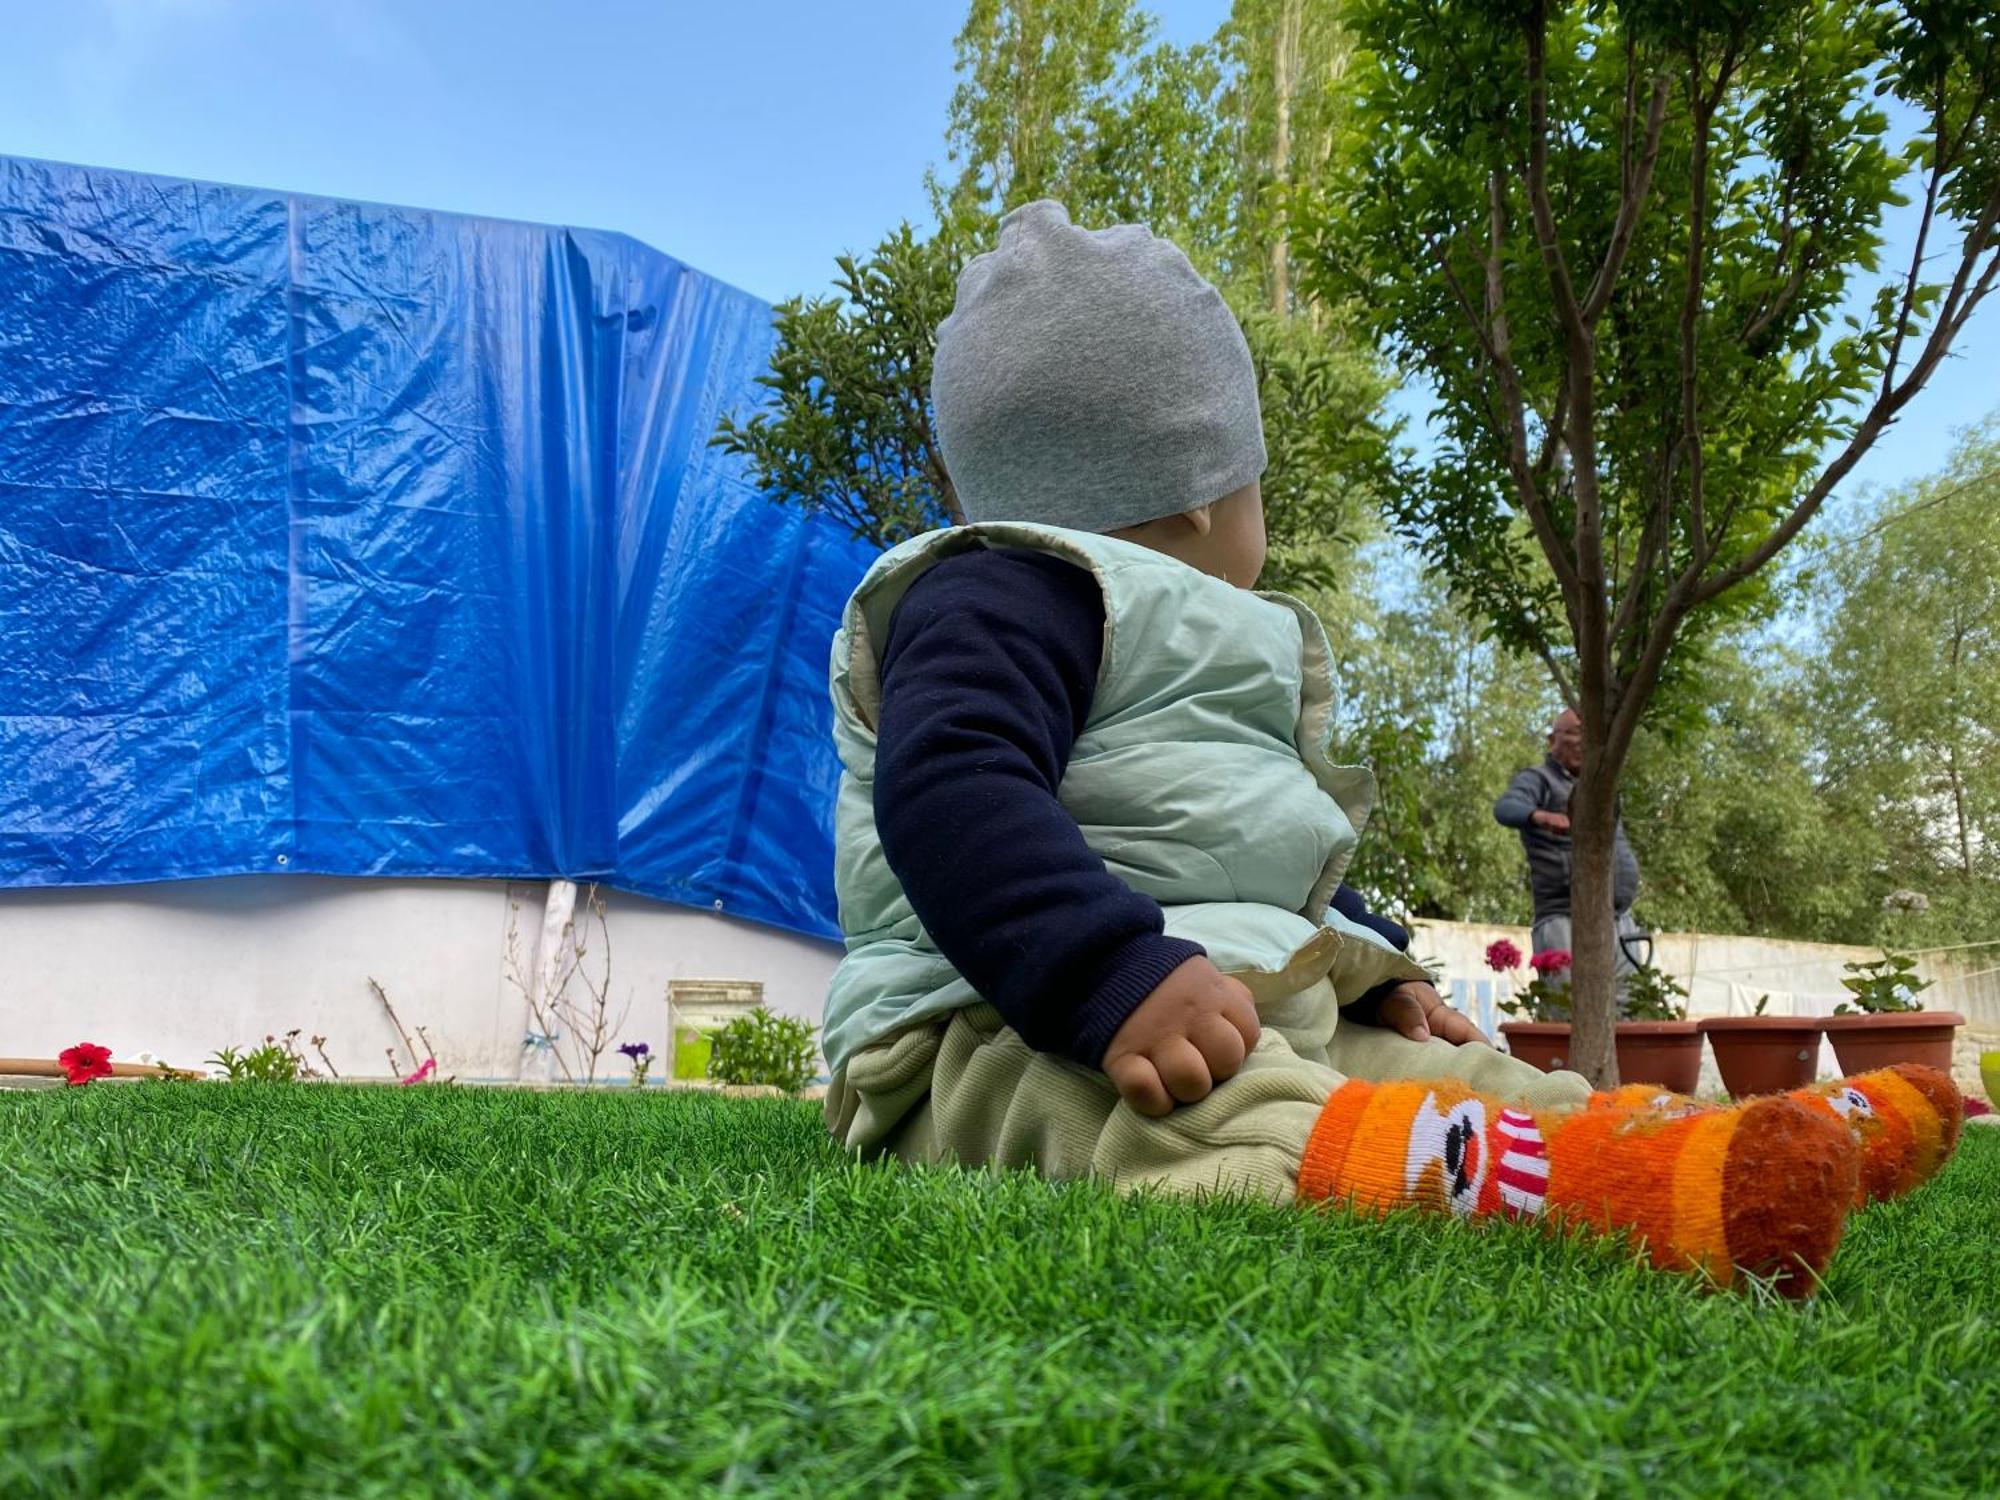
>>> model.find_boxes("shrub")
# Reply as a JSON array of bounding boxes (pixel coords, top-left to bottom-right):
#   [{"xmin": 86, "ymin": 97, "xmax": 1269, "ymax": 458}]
[
  {"xmin": 1622, "ymin": 965, "xmax": 1689, "ymax": 1022},
  {"xmin": 207, "ymin": 1030, "xmax": 314, "ymax": 1083},
  {"xmin": 707, "ymin": 1008, "xmax": 817, "ymax": 1094},
  {"xmin": 1838, "ymin": 954, "xmax": 1932, "ymax": 1015}
]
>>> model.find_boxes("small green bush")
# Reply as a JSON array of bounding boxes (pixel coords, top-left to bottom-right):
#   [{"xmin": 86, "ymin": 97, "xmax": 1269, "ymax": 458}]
[
  {"xmin": 707, "ymin": 1007, "xmax": 817, "ymax": 1093},
  {"xmin": 1838, "ymin": 953, "xmax": 1932, "ymax": 1014},
  {"xmin": 1622, "ymin": 963, "xmax": 1689, "ymax": 1021},
  {"xmin": 206, "ymin": 1035, "xmax": 308, "ymax": 1083}
]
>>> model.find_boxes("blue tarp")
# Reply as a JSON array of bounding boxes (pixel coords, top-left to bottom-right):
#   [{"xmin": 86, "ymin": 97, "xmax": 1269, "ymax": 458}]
[{"xmin": 0, "ymin": 156, "xmax": 876, "ymax": 941}]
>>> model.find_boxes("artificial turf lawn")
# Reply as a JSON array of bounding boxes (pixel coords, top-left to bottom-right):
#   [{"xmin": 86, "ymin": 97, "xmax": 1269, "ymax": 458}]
[{"xmin": 2, "ymin": 1086, "xmax": 1994, "ymax": 1498}]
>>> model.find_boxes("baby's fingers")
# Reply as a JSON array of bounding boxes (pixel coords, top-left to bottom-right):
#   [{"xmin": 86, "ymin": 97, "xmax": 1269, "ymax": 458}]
[
  {"xmin": 1106, "ymin": 1052, "xmax": 1174, "ymax": 1118},
  {"xmin": 1376, "ymin": 989, "xmax": 1432, "ymax": 1042},
  {"xmin": 1153, "ymin": 1035, "xmax": 1216, "ymax": 1105},
  {"xmin": 1219, "ymin": 978, "xmax": 1261, "ymax": 1050},
  {"xmin": 1430, "ymin": 1006, "xmax": 1489, "ymax": 1046},
  {"xmin": 1189, "ymin": 1010, "xmax": 1249, "ymax": 1084}
]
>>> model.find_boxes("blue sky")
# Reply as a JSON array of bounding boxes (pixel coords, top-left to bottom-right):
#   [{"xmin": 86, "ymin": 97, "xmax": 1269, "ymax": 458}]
[{"xmin": 3, "ymin": 0, "xmax": 1990, "ymax": 502}]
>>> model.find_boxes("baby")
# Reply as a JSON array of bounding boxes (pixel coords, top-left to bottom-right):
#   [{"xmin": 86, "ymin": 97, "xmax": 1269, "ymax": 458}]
[{"xmin": 819, "ymin": 201, "xmax": 1960, "ymax": 1294}]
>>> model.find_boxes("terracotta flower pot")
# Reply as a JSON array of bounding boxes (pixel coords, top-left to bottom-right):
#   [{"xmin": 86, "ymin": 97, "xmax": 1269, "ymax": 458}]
[
  {"xmin": 1697, "ymin": 1016, "xmax": 1825, "ymax": 1099},
  {"xmin": 1499, "ymin": 1021, "xmax": 1572, "ymax": 1073},
  {"xmin": 1614, "ymin": 1021, "xmax": 1703, "ymax": 1094},
  {"xmin": 1821, "ymin": 1011, "xmax": 1964, "ymax": 1075}
]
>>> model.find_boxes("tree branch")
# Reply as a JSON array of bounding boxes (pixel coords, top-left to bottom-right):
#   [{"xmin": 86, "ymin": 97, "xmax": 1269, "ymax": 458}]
[
  {"xmin": 1740, "ymin": 250, "xmax": 1813, "ymax": 350},
  {"xmin": 1881, "ymin": 82, "xmax": 1952, "ymax": 401},
  {"xmin": 1581, "ymin": 72, "xmax": 1671, "ymax": 324},
  {"xmin": 1531, "ymin": 633, "xmax": 1579, "ymax": 709},
  {"xmin": 1426, "ymin": 181, "xmax": 1585, "ymax": 611},
  {"xmin": 1695, "ymin": 212, "xmax": 2000, "ymax": 606},
  {"xmin": 1608, "ymin": 472, "xmax": 1672, "ymax": 657},
  {"xmin": 1522, "ymin": 8, "xmax": 1589, "ymax": 355},
  {"xmin": 1605, "ymin": 579, "xmax": 1694, "ymax": 775},
  {"xmin": 1520, "ymin": 6, "xmax": 1609, "ymax": 683},
  {"xmin": 1678, "ymin": 60, "xmax": 1716, "ymax": 566}
]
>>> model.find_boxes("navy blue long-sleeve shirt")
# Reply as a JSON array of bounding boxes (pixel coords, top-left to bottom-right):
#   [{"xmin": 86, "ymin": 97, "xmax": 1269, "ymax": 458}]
[{"xmin": 874, "ymin": 546, "xmax": 1409, "ymax": 1066}]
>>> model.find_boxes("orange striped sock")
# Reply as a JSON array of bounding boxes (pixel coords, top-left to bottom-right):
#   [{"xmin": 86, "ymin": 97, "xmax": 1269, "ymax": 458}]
[
  {"xmin": 1791, "ymin": 1066, "xmax": 1962, "ymax": 1203},
  {"xmin": 1299, "ymin": 1079, "xmax": 1858, "ymax": 1295},
  {"xmin": 1587, "ymin": 1066, "xmax": 1964, "ymax": 1204}
]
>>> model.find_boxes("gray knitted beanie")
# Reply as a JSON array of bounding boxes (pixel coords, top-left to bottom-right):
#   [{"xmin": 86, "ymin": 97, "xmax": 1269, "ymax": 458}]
[{"xmin": 931, "ymin": 200, "xmax": 1266, "ymax": 533}]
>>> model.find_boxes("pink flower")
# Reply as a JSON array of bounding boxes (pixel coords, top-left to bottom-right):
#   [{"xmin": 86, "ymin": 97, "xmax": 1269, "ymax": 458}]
[
  {"xmin": 1529, "ymin": 949, "xmax": 1573, "ymax": 976},
  {"xmin": 399, "ymin": 1058, "xmax": 436, "ymax": 1086},
  {"xmin": 1484, "ymin": 940, "xmax": 1523, "ymax": 973}
]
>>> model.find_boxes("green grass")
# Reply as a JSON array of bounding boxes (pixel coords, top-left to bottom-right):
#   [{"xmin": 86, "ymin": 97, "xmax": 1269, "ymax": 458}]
[{"xmin": 2, "ymin": 1087, "xmax": 1994, "ymax": 1498}]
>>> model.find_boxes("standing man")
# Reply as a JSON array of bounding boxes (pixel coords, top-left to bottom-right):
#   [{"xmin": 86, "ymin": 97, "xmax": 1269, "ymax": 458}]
[{"xmin": 1493, "ymin": 708, "xmax": 1646, "ymax": 1007}]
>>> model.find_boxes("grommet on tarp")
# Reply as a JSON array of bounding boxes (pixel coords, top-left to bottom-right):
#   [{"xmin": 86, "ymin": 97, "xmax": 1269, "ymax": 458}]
[{"xmin": 275, "ymin": 854, "xmax": 289, "ymax": 866}]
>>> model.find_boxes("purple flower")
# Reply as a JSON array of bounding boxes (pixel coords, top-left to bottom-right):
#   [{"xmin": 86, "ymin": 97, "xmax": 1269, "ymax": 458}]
[{"xmin": 618, "ymin": 1042, "xmax": 651, "ymax": 1060}]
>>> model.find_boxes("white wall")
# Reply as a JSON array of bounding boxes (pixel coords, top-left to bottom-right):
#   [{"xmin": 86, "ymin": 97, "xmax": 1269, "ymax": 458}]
[
  {"xmin": 0, "ymin": 877, "xmax": 841, "ymax": 1080},
  {"xmin": 6, "ymin": 886, "xmax": 1989, "ymax": 1097}
]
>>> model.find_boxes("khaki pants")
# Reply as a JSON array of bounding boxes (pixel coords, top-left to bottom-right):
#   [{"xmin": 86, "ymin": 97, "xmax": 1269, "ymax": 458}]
[{"xmin": 826, "ymin": 979, "xmax": 1592, "ymax": 1206}]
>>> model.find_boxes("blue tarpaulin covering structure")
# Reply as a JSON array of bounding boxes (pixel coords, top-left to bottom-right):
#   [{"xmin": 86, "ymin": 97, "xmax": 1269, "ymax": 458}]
[{"xmin": 0, "ymin": 156, "xmax": 876, "ymax": 941}]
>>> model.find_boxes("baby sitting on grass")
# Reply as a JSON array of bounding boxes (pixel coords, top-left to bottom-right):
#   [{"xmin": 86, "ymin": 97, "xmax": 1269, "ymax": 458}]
[{"xmin": 819, "ymin": 201, "xmax": 1960, "ymax": 1295}]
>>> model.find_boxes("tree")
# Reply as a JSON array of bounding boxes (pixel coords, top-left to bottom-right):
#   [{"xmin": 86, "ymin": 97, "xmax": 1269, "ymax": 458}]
[
  {"xmin": 1619, "ymin": 646, "xmax": 1881, "ymax": 943},
  {"xmin": 1808, "ymin": 417, "xmax": 2000, "ymax": 942},
  {"xmin": 1312, "ymin": 0, "xmax": 2000, "ymax": 1082},
  {"xmin": 711, "ymin": 225, "xmax": 964, "ymax": 550},
  {"xmin": 1326, "ymin": 554, "xmax": 1557, "ymax": 925},
  {"xmin": 720, "ymin": 1, "xmax": 1397, "ymax": 593},
  {"xmin": 1218, "ymin": 0, "xmax": 1357, "ymax": 315},
  {"xmin": 934, "ymin": 0, "xmax": 1158, "ymax": 226}
]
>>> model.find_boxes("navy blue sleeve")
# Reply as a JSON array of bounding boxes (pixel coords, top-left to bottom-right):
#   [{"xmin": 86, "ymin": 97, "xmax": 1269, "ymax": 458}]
[
  {"xmin": 873, "ymin": 547, "xmax": 1205, "ymax": 1067},
  {"xmin": 1331, "ymin": 883, "xmax": 1409, "ymax": 952}
]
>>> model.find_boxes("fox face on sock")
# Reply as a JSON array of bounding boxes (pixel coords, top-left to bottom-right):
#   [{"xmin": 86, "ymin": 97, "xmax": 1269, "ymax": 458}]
[{"xmin": 1404, "ymin": 1093, "xmax": 1489, "ymax": 1218}]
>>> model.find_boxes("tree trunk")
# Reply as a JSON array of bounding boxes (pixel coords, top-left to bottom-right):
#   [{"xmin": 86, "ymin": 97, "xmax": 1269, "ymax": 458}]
[
  {"xmin": 1947, "ymin": 738, "xmax": 1974, "ymax": 879},
  {"xmin": 1565, "ymin": 744, "xmax": 1622, "ymax": 1087},
  {"xmin": 1947, "ymin": 623, "xmax": 1974, "ymax": 878},
  {"xmin": 1268, "ymin": 0, "xmax": 1300, "ymax": 316}
]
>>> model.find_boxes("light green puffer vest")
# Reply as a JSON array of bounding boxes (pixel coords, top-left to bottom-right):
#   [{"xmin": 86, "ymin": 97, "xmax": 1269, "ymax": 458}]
[{"xmin": 821, "ymin": 522, "xmax": 1429, "ymax": 1076}]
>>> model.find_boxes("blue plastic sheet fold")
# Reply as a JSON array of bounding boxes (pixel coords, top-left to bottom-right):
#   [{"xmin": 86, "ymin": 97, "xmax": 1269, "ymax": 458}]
[{"xmin": 0, "ymin": 156, "xmax": 874, "ymax": 940}]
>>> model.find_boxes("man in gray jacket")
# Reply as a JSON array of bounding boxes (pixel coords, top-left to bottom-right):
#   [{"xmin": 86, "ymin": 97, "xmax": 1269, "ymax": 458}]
[{"xmin": 1493, "ymin": 709, "xmax": 1647, "ymax": 1009}]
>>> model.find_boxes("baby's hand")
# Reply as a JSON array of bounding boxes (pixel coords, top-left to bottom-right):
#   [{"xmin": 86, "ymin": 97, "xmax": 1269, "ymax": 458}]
[
  {"xmin": 1368, "ymin": 981, "xmax": 1489, "ymax": 1046},
  {"xmin": 1102, "ymin": 956, "xmax": 1260, "ymax": 1118}
]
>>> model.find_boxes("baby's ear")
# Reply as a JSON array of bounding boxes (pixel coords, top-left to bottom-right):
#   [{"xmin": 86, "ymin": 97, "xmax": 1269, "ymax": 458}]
[{"xmin": 1180, "ymin": 504, "xmax": 1214, "ymax": 538}]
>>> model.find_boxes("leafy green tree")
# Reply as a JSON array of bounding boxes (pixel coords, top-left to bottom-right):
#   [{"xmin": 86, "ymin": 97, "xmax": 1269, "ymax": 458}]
[
  {"xmin": 1218, "ymin": 0, "xmax": 1357, "ymax": 315},
  {"xmin": 933, "ymin": 0, "xmax": 1158, "ymax": 225},
  {"xmin": 1325, "ymin": 553, "xmax": 1557, "ymax": 925},
  {"xmin": 720, "ymin": 1, "xmax": 1396, "ymax": 594},
  {"xmin": 1808, "ymin": 417, "xmax": 2000, "ymax": 943},
  {"xmin": 1620, "ymin": 647, "xmax": 1882, "ymax": 943},
  {"xmin": 1312, "ymin": 0, "xmax": 2000, "ymax": 1082},
  {"xmin": 712, "ymin": 225, "xmax": 964, "ymax": 550}
]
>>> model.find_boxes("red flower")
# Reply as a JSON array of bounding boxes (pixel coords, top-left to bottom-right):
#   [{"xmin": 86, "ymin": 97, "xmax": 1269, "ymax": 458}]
[
  {"xmin": 1529, "ymin": 949, "xmax": 1573, "ymax": 976},
  {"xmin": 1484, "ymin": 940, "xmax": 1523, "ymax": 973},
  {"xmin": 59, "ymin": 1042, "xmax": 114, "ymax": 1087}
]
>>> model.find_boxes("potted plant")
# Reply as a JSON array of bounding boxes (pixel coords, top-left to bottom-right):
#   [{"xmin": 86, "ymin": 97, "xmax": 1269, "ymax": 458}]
[
  {"xmin": 1497, "ymin": 946, "xmax": 1576, "ymax": 1073},
  {"xmin": 1820, "ymin": 953, "xmax": 1963, "ymax": 1074},
  {"xmin": 1496, "ymin": 948, "xmax": 1701, "ymax": 1089},
  {"xmin": 1698, "ymin": 994, "xmax": 1826, "ymax": 1099},
  {"xmin": 1614, "ymin": 965, "xmax": 1703, "ymax": 1094}
]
